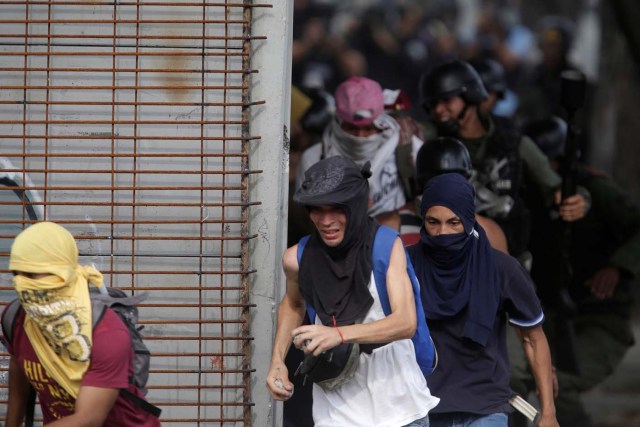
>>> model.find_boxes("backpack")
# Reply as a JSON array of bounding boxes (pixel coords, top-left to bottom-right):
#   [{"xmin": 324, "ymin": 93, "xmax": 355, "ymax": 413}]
[
  {"xmin": 297, "ymin": 225, "xmax": 437, "ymax": 377},
  {"xmin": 1, "ymin": 286, "xmax": 162, "ymax": 419}
]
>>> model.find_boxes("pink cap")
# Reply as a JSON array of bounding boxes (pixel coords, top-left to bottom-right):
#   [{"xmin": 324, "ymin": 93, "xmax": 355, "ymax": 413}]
[{"xmin": 335, "ymin": 77, "xmax": 384, "ymax": 126}]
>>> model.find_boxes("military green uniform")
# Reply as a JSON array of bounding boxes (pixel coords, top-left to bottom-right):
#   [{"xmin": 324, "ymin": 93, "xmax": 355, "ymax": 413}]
[{"xmin": 527, "ymin": 167, "xmax": 639, "ymax": 426}]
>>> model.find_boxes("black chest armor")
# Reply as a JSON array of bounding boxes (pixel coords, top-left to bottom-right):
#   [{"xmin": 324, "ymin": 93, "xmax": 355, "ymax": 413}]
[
  {"xmin": 478, "ymin": 116, "xmax": 524, "ymax": 199},
  {"xmin": 475, "ymin": 117, "xmax": 531, "ymax": 258}
]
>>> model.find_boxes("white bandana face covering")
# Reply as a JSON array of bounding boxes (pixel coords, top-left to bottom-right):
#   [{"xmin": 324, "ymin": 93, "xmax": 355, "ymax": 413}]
[{"xmin": 323, "ymin": 115, "xmax": 406, "ymax": 217}]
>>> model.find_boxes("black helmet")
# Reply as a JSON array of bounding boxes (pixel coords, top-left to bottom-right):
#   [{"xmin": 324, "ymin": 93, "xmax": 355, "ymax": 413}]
[
  {"xmin": 415, "ymin": 137, "xmax": 473, "ymax": 190},
  {"xmin": 537, "ymin": 15, "xmax": 575, "ymax": 54},
  {"xmin": 469, "ymin": 57, "xmax": 507, "ymax": 98},
  {"xmin": 420, "ymin": 60, "xmax": 488, "ymax": 111},
  {"xmin": 300, "ymin": 88, "xmax": 335, "ymax": 136},
  {"xmin": 521, "ymin": 116, "xmax": 568, "ymax": 160}
]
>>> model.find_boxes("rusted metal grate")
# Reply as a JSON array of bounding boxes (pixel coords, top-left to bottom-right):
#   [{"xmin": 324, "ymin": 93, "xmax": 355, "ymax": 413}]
[{"xmin": 0, "ymin": 1, "xmax": 272, "ymax": 425}]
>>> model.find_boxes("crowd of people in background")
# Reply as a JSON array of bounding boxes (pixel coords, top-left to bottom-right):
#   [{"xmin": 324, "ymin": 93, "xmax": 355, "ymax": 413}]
[{"xmin": 280, "ymin": 1, "xmax": 640, "ymax": 426}]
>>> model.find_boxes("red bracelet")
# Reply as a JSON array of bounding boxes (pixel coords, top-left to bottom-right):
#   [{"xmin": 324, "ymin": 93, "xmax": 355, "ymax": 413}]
[{"xmin": 332, "ymin": 315, "xmax": 344, "ymax": 344}]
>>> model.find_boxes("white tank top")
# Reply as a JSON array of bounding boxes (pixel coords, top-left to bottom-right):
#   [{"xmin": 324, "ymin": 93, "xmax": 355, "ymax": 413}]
[{"xmin": 311, "ymin": 273, "xmax": 440, "ymax": 427}]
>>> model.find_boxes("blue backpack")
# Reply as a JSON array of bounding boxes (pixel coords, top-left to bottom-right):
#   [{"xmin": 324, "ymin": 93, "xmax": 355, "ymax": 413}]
[{"xmin": 297, "ymin": 225, "xmax": 436, "ymax": 377}]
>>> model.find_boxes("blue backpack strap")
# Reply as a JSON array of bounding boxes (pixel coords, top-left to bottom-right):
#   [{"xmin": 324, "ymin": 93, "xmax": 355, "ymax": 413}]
[
  {"xmin": 297, "ymin": 235, "xmax": 316, "ymax": 323},
  {"xmin": 372, "ymin": 226, "xmax": 436, "ymax": 376},
  {"xmin": 372, "ymin": 226, "xmax": 396, "ymax": 314},
  {"xmin": 296, "ymin": 235, "xmax": 310, "ymax": 264}
]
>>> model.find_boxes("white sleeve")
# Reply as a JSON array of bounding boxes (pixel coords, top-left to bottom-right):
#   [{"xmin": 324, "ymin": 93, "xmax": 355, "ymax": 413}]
[{"xmin": 411, "ymin": 135, "xmax": 424, "ymax": 165}]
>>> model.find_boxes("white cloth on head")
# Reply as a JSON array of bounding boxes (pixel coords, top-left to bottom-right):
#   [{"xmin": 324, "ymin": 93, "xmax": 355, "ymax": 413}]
[{"xmin": 296, "ymin": 113, "xmax": 406, "ymax": 218}]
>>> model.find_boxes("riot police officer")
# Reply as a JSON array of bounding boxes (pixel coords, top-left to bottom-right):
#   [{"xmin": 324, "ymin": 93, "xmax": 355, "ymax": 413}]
[
  {"xmin": 419, "ymin": 59, "xmax": 586, "ymax": 266},
  {"xmin": 468, "ymin": 57, "xmax": 510, "ymax": 116},
  {"xmin": 522, "ymin": 117, "xmax": 639, "ymax": 427}
]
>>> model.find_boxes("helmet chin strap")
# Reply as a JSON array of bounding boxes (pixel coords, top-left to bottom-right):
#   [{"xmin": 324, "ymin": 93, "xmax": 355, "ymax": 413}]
[
  {"xmin": 435, "ymin": 102, "xmax": 469, "ymax": 136},
  {"xmin": 457, "ymin": 103, "xmax": 469, "ymax": 121}
]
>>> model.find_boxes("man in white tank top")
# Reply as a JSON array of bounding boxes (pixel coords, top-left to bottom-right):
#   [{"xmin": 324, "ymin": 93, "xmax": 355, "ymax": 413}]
[{"xmin": 267, "ymin": 156, "xmax": 439, "ymax": 427}]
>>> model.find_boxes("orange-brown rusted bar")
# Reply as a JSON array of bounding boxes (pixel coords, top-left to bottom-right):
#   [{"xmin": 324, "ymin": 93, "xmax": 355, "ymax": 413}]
[
  {"xmin": 0, "ymin": 100, "xmax": 265, "ymax": 107},
  {"xmin": 0, "ymin": 134, "xmax": 262, "ymax": 141},
  {"xmin": 0, "ymin": 33, "xmax": 267, "ymax": 41},
  {"xmin": 0, "ymin": 202, "xmax": 259, "ymax": 209},
  {"xmin": 0, "ymin": 219, "xmax": 244, "ymax": 225},
  {"xmin": 0, "ymin": 153, "xmax": 248, "ymax": 159},
  {"xmin": 145, "ymin": 383, "xmax": 244, "ymax": 389},
  {"xmin": 0, "ymin": 19, "xmax": 248, "ymax": 25},
  {"xmin": 0, "ymin": 119, "xmax": 248, "ymax": 125},
  {"xmin": 0, "ymin": 51, "xmax": 250, "ymax": 57},
  {"xmin": 0, "ymin": 168, "xmax": 262, "ymax": 174},
  {"xmin": 0, "ymin": 84, "xmax": 247, "ymax": 90},
  {"xmin": 0, "ymin": 1, "xmax": 272, "ymax": 6}
]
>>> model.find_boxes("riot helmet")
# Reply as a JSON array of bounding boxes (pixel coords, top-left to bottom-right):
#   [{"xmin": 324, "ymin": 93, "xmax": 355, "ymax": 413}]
[
  {"xmin": 469, "ymin": 57, "xmax": 507, "ymax": 98},
  {"xmin": 420, "ymin": 60, "xmax": 488, "ymax": 112},
  {"xmin": 521, "ymin": 116, "xmax": 568, "ymax": 160},
  {"xmin": 415, "ymin": 137, "xmax": 473, "ymax": 191},
  {"xmin": 300, "ymin": 88, "xmax": 335, "ymax": 136},
  {"xmin": 537, "ymin": 15, "xmax": 575, "ymax": 55}
]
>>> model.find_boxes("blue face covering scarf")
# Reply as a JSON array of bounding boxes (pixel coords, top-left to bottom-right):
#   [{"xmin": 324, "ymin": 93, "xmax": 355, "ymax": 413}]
[{"xmin": 412, "ymin": 172, "xmax": 500, "ymax": 346}]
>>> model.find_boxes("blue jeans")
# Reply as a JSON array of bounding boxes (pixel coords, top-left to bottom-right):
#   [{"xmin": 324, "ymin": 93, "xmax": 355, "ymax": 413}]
[
  {"xmin": 403, "ymin": 414, "xmax": 430, "ymax": 427},
  {"xmin": 429, "ymin": 412, "xmax": 508, "ymax": 427}
]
